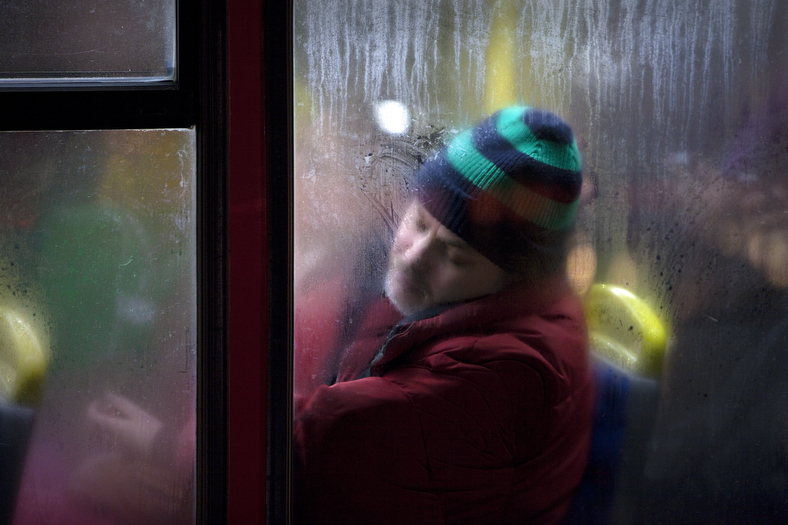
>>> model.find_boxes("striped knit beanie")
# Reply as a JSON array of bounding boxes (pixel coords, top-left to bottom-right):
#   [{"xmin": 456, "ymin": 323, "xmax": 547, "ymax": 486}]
[{"xmin": 415, "ymin": 106, "xmax": 582, "ymax": 276}]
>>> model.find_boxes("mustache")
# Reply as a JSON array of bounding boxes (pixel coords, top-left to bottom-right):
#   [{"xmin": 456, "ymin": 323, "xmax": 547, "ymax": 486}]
[{"xmin": 388, "ymin": 257, "xmax": 429, "ymax": 292}]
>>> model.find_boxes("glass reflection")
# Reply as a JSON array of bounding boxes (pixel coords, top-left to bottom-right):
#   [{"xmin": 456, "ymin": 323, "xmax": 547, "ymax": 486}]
[
  {"xmin": 0, "ymin": 130, "xmax": 196, "ymax": 525},
  {"xmin": 0, "ymin": 0, "xmax": 176, "ymax": 82}
]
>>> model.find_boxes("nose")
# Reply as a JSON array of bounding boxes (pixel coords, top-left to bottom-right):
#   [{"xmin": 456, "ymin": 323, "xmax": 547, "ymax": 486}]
[{"xmin": 398, "ymin": 231, "xmax": 434, "ymax": 269}]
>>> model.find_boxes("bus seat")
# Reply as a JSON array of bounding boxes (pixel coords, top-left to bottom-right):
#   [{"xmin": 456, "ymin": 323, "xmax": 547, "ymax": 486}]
[
  {"xmin": 563, "ymin": 284, "xmax": 668, "ymax": 525},
  {"xmin": 0, "ymin": 307, "xmax": 50, "ymax": 525},
  {"xmin": 0, "ymin": 401, "xmax": 35, "ymax": 524}
]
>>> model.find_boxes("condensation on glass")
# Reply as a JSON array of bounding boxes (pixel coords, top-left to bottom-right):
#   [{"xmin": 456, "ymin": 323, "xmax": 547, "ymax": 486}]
[
  {"xmin": 0, "ymin": 129, "xmax": 196, "ymax": 524},
  {"xmin": 294, "ymin": 0, "xmax": 788, "ymax": 523},
  {"xmin": 0, "ymin": 0, "xmax": 176, "ymax": 83}
]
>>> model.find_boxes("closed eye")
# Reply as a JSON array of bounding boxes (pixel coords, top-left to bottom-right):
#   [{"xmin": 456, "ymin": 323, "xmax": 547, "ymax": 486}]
[{"xmin": 445, "ymin": 246, "xmax": 473, "ymax": 266}]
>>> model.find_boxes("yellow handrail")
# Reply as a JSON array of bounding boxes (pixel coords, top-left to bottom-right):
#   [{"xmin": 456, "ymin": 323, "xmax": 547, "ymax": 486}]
[
  {"xmin": 0, "ymin": 308, "xmax": 50, "ymax": 406},
  {"xmin": 584, "ymin": 284, "xmax": 668, "ymax": 378}
]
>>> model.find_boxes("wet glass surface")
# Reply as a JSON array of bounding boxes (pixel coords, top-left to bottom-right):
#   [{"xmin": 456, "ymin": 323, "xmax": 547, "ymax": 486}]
[
  {"xmin": 293, "ymin": 1, "xmax": 788, "ymax": 522},
  {"xmin": 0, "ymin": 0, "xmax": 176, "ymax": 82},
  {"xmin": 0, "ymin": 130, "xmax": 196, "ymax": 525}
]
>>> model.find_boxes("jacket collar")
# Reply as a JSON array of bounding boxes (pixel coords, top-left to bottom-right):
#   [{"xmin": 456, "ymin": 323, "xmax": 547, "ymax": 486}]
[{"xmin": 369, "ymin": 273, "xmax": 574, "ymax": 374}]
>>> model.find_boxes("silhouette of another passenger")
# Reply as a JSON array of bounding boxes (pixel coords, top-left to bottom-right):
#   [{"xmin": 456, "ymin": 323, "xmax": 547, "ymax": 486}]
[{"xmin": 637, "ymin": 83, "xmax": 788, "ymax": 524}]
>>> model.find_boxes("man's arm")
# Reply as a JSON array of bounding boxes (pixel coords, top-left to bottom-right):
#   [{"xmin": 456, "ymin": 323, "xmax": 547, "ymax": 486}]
[{"xmin": 293, "ymin": 376, "xmax": 444, "ymax": 524}]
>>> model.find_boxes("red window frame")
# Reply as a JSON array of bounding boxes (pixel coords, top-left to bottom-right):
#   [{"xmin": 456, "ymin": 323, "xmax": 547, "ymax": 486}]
[{"xmin": 228, "ymin": 0, "xmax": 291, "ymax": 522}]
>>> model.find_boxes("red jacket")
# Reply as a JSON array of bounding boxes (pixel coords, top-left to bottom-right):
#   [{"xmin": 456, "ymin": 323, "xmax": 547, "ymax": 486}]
[{"xmin": 294, "ymin": 278, "xmax": 594, "ymax": 524}]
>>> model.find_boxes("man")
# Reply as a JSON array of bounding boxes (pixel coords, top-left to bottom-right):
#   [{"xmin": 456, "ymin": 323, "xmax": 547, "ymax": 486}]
[{"xmin": 294, "ymin": 106, "xmax": 594, "ymax": 524}]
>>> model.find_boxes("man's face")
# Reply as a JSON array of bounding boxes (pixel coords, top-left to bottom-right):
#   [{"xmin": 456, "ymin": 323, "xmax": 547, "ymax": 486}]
[{"xmin": 385, "ymin": 201, "xmax": 508, "ymax": 316}]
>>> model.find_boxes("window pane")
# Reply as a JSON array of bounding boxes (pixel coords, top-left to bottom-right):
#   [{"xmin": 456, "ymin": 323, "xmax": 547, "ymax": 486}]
[
  {"xmin": 0, "ymin": 0, "xmax": 176, "ymax": 83},
  {"xmin": 293, "ymin": 0, "xmax": 788, "ymax": 522},
  {"xmin": 0, "ymin": 129, "xmax": 196, "ymax": 524}
]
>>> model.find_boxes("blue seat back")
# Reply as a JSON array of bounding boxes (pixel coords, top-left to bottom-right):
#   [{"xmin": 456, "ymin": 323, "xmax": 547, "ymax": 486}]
[
  {"xmin": 0, "ymin": 402, "xmax": 35, "ymax": 524},
  {"xmin": 563, "ymin": 357, "xmax": 660, "ymax": 525}
]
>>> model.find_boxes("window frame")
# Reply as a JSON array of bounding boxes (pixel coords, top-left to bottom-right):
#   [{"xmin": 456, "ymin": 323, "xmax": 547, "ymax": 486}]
[
  {"xmin": 261, "ymin": 1, "xmax": 294, "ymax": 522},
  {"xmin": 0, "ymin": 1, "xmax": 229, "ymax": 524},
  {"xmin": 0, "ymin": 0, "xmax": 198, "ymax": 131}
]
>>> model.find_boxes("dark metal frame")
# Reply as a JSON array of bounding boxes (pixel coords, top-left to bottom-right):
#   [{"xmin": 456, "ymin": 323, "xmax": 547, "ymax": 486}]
[
  {"xmin": 0, "ymin": 1, "xmax": 199, "ymax": 130},
  {"xmin": 264, "ymin": 1, "xmax": 294, "ymax": 522}
]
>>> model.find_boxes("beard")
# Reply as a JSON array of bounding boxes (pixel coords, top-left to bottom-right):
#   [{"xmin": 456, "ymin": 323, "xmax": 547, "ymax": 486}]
[{"xmin": 384, "ymin": 258, "xmax": 430, "ymax": 316}]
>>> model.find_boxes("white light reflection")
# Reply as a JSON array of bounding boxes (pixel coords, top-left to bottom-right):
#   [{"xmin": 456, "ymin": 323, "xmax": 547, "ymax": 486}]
[{"xmin": 374, "ymin": 100, "xmax": 410, "ymax": 134}]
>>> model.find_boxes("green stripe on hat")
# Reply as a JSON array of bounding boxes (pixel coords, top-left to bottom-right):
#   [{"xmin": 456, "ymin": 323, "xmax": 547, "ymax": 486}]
[
  {"xmin": 444, "ymin": 130, "xmax": 501, "ymax": 190},
  {"xmin": 445, "ymin": 130, "xmax": 579, "ymax": 230},
  {"xmin": 496, "ymin": 106, "xmax": 582, "ymax": 173}
]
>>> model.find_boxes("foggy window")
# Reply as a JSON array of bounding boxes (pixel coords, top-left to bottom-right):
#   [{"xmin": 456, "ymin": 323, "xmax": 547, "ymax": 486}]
[
  {"xmin": 2, "ymin": 130, "xmax": 196, "ymax": 525},
  {"xmin": 293, "ymin": 0, "xmax": 788, "ymax": 522},
  {"xmin": 0, "ymin": 0, "xmax": 176, "ymax": 83}
]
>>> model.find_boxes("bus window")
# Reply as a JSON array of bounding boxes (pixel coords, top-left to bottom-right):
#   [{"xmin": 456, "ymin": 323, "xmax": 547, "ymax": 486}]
[
  {"xmin": 1, "ymin": 130, "xmax": 196, "ymax": 525},
  {"xmin": 293, "ymin": 0, "xmax": 788, "ymax": 523},
  {"xmin": 0, "ymin": 0, "xmax": 176, "ymax": 83}
]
